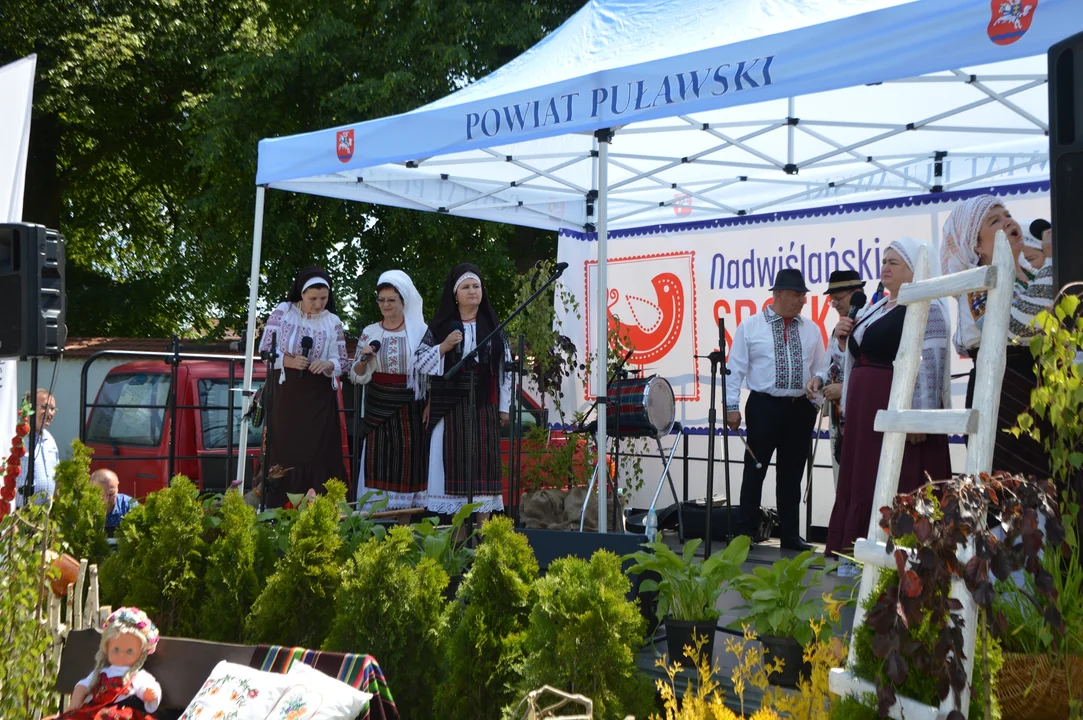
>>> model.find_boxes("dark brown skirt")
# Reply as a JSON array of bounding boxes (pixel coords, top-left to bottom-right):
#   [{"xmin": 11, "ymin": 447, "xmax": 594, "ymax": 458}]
[
  {"xmin": 825, "ymin": 363, "xmax": 952, "ymax": 558},
  {"xmin": 966, "ymin": 346, "xmax": 1051, "ymax": 481},
  {"xmin": 264, "ymin": 369, "xmax": 348, "ymax": 508}
]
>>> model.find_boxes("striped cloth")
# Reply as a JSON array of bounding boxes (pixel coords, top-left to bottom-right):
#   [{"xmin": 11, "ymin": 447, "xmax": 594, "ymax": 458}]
[{"xmin": 252, "ymin": 646, "xmax": 399, "ymax": 720}]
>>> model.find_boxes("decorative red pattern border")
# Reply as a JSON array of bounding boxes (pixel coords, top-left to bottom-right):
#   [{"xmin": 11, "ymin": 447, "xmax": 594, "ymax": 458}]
[{"xmin": 583, "ymin": 250, "xmax": 700, "ymax": 403}]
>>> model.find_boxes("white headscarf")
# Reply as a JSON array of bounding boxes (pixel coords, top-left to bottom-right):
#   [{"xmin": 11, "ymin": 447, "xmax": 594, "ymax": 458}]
[
  {"xmin": 843, "ymin": 237, "xmax": 952, "ymax": 410},
  {"xmin": 939, "ymin": 194, "xmax": 1002, "ymax": 276},
  {"xmin": 377, "ymin": 269, "xmax": 426, "ymax": 398}
]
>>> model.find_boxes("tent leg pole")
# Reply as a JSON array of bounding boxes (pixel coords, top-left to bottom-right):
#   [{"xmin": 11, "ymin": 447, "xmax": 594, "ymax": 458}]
[
  {"xmin": 235, "ymin": 185, "xmax": 267, "ymax": 487},
  {"xmin": 596, "ymin": 130, "xmax": 611, "ymax": 535}
]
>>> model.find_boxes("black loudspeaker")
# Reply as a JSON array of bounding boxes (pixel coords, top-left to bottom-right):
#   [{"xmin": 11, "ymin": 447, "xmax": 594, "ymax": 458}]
[
  {"xmin": 0, "ymin": 223, "xmax": 66, "ymax": 359},
  {"xmin": 1049, "ymin": 31, "xmax": 1083, "ymax": 290}
]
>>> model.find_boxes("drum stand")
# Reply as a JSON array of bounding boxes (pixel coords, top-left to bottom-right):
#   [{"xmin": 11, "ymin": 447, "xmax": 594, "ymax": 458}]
[{"xmin": 579, "ymin": 424, "xmax": 685, "ymax": 542}]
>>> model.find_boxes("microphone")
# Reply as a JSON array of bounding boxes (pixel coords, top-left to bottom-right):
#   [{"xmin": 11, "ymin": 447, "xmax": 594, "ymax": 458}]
[
  {"xmin": 450, "ymin": 320, "xmax": 464, "ymax": 363},
  {"xmin": 847, "ymin": 291, "xmax": 868, "ymax": 320},
  {"xmin": 356, "ymin": 340, "xmax": 381, "ymax": 364},
  {"xmin": 554, "ymin": 261, "xmax": 569, "ymax": 275},
  {"xmin": 300, "ymin": 336, "xmax": 313, "ymax": 375},
  {"xmin": 1030, "ymin": 218, "xmax": 1050, "ymax": 241}
]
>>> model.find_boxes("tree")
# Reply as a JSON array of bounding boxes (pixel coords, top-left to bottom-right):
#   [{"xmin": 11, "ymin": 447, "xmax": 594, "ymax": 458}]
[{"xmin": 1, "ymin": 0, "xmax": 580, "ymax": 337}]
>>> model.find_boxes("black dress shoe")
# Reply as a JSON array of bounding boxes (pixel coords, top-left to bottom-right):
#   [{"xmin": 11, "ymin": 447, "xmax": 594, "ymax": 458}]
[{"xmin": 780, "ymin": 538, "xmax": 813, "ymax": 552}]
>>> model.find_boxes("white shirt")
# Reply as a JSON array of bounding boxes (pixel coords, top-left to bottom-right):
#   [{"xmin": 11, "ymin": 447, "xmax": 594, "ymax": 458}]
[
  {"xmin": 725, "ymin": 308, "xmax": 827, "ymax": 412},
  {"xmin": 78, "ymin": 665, "xmax": 161, "ymax": 713},
  {"xmin": 16, "ymin": 428, "xmax": 58, "ymax": 508}
]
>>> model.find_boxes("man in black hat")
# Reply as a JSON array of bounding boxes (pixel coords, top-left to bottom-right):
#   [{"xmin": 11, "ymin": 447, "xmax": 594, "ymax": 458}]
[
  {"xmin": 816, "ymin": 270, "xmax": 867, "ymax": 485},
  {"xmin": 725, "ymin": 268, "xmax": 827, "ymax": 551}
]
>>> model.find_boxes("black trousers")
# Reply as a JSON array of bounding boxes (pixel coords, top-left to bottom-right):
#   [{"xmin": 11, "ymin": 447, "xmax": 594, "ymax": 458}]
[{"xmin": 739, "ymin": 391, "xmax": 817, "ymax": 542}]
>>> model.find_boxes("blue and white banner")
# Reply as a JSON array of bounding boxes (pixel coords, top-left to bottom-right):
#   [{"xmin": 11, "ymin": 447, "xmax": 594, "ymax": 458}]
[
  {"xmin": 256, "ymin": 0, "xmax": 1080, "ymax": 184},
  {"xmin": 554, "ymin": 184, "xmax": 1051, "ymax": 429}
]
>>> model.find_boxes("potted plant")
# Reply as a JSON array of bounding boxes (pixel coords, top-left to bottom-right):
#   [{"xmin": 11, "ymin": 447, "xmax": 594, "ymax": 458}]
[
  {"xmin": 626, "ymin": 535, "xmax": 751, "ymax": 663},
  {"xmin": 731, "ymin": 549, "xmax": 832, "ymax": 687}
]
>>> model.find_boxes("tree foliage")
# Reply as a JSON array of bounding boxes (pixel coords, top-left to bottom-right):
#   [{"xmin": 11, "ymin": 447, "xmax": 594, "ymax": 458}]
[
  {"xmin": 200, "ymin": 489, "xmax": 262, "ymax": 643},
  {"xmin": 51, "ymin": 439, "xmax": 109, "ymax": 566},
  {"xmin": 1, "ymin": 0, "xmax": 581, "ymax": 337},
  {"xmin": 518, "ymin": 550, "xmax": 654, "ymax": 720},
  {"xmin": 439, "ymin": 516, "xmax": 539, "ymax": 720},
  {"xmin": 324, "ymin": 525, "xmax": 449, "ymax": 720},
  {"xmin": 98, "ymin": 475, "xmax": 207, "ymax": 636},
  {"xmin": 245, "ymin": 479, "xmax": 346, "ymax": 647}
]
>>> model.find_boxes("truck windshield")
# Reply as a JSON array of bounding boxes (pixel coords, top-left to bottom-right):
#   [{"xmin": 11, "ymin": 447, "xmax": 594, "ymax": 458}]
[
  {"xmin": 198, "ymin": 379, "xmax": 265, "ymax": 449},
  {"xmin": 86, "ymin": 373, "xmax": 171, "ymax": 447}
]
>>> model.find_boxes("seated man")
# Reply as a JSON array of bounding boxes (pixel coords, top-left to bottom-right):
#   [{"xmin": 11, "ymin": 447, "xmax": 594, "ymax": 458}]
[{"xmin": 91, "ymin": 469, "xmax": 135, "ymax": 533}]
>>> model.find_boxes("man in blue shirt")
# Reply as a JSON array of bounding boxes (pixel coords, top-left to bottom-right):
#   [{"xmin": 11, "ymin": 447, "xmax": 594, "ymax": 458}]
[{"xmin": 91, "ymin": 468, "xmax": 135, "ymax": 532}]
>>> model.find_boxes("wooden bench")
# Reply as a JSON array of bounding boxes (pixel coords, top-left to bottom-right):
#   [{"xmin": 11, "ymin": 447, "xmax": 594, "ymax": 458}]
[{"xmin": 56, "ymin": 628, "xmax": 399, "ymax": 720}]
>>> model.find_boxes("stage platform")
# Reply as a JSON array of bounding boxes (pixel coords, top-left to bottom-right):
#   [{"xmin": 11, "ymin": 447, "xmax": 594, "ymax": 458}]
[{"xmin": 634, "ymin": 529, "xmax": 855, "ymax": 714}]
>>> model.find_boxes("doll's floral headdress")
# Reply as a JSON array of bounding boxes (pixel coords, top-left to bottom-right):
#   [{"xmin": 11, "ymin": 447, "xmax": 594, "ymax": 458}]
[{"xmin": 104, "ymin": 606, "xmax": 160, "ymax": 655}]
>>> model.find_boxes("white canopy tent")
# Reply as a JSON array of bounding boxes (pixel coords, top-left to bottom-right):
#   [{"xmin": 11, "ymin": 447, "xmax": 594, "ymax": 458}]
[{"xmin": 241, "ymin": 0, "xmax": 1083, "ymax": 531}]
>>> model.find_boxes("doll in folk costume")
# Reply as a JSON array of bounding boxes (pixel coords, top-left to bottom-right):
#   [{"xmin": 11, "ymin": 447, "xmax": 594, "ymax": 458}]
[{"xmin": 49, "ymin": 607, "xmax": 162, "ymax": 720}]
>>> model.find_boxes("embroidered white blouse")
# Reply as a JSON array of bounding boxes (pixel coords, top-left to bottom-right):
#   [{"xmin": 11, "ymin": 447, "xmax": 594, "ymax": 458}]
[
  {"xmin": 259, "ymin": 302, "xmax": 348, "ymax": 385},
  {"xmin": 415, "ymin": 321, "xmax": 512, "ymax": 413},
  {"xmin": 724, "ymin": 308, "xmax": 828, "ymax": 413},
  {"xmin": 350, "ymin": 322, "xmax": 413, "ymax": 382}
]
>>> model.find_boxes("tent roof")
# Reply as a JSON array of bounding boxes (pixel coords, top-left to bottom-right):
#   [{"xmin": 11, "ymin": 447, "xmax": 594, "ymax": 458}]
[{"xmin": 256, "ymin": 0, "xmax": 1082, "ymax": 231}]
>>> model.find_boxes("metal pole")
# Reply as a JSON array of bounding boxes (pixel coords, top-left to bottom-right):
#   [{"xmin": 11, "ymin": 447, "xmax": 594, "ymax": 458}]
[
  {"xmin": 514, "ymin": 333, "xmax": 526, "ymax": 525},
  {"xmin": 595, "ymin": 129, "xmax": 611, "ymax": 535},
  {"xmin": 235, "ymin": 185, "xmax": 266, "ymax": 486},
  {"xmin": 167, "ymin": 334, "xmax": 180, "ymax": 483},
  {"xmin": 226, "ymin": 360, "xmax": 235, "ymax": 489},
  {"xmin": 22, "ymin": 358, "xmax": 39, "ymax": 506}
]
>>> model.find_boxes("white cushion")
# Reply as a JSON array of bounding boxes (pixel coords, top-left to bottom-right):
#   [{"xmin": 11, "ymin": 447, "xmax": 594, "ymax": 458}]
[
  {"xmin": 264, "ymin": 662, "xmax": 372, "ymax": 720},
  {"xmin": 178, "ymin": 661, "xmax": 289, "ymax": 720}
]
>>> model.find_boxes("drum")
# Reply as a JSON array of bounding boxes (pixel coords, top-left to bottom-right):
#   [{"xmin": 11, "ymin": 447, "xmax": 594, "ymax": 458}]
[{"xmin": 606, "ymin": 375, "xmax": 675, "ymax": 438}]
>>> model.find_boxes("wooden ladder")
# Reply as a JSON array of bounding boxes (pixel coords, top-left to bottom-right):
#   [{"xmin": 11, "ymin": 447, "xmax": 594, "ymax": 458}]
[{"xmin": 828, "ymin": 231, "xmax": 1016, "ymax": 719}]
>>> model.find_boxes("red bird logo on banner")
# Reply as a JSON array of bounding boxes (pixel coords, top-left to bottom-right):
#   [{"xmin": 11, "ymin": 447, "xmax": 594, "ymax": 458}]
[{"xmin": 607, "ymin": 272, "xmax": 684, "ymax": 366}]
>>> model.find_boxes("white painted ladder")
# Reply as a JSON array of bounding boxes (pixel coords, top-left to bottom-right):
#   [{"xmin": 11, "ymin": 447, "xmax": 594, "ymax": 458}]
[{"xmin": 828, "ymin": 231, "xmax": 1016, "ymax": 720}]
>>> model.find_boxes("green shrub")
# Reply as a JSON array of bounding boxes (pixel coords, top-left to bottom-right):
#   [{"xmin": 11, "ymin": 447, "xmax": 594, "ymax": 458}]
[
  {"xmin": 245, "ymin": 480, "xmax": 346, "ymax": 647},
  {"xmin": 51, "ymin": 440, "xmax": 108, "ymax": 566},
  {"xmin": 199, "ymin": 490, "xmax": 261, "ymax": 642},
  {"xmin": 438, "ymin": 516, "xmax": 539, "ymax": 720},
  {"xmin": 0, "ymin": 504, "xmax": 62, "ymax": 718},
  {"xmin": 324, "ymin": 525, "xmax": 449, "ymax": 720},
  {"xmin": 828, "ymin": 694, "xmax": 879, "ymax": 720},
  {"xmin": 517, "ymin": 550, "xmax": 654, "ymax": 720},
  {"xmin": 852, "ymin": 570, "xmax": 1002, "ymax": 720},
  {"xmin": 97, "ymin": 475, "xmax": 206, "ymax": 636}
]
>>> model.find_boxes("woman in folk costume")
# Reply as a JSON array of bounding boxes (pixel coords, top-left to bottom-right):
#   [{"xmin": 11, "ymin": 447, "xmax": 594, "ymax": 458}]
[
  {"xmin": 416, "ymin": 263, "xmax": 511, "ymax": 514},
  {"xmin": 350, "ymin": 270, "xmax": 430, "ymax": 509},
  {"xmin": 940, "ymin": 196, "xmax": 1056, "ymax": 480},
  {"xmin": 816, "ymin": 238, "xmax": 953, "ymax": 571},
  {"xmin": 259, "ymin": 265, "xmax": 349, "ymax": 507}
]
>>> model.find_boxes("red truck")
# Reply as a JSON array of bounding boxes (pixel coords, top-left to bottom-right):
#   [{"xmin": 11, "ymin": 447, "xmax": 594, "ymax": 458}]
[{"xmin": 83, "ymin": 357, "xmax": 582, "ymax": 503}]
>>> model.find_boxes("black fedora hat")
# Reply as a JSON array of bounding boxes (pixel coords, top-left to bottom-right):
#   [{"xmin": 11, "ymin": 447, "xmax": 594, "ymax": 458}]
[
  {"xmin": 770, "ymin": 268, "xmax": 809, "ymax": 293},
  {"xmin": 824, "ymin": 270, "xmax": 865, "ymax": 294}
]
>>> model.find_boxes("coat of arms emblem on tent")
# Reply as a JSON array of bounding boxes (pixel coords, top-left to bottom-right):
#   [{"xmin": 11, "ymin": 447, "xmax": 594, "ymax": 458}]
[
  {"xmin": 336, "ymin": 129, "xmax": 354, "ymax": 162},
  {"xmin": 988, "ymin": 0, "xmax": 1038, "ymax": 45}
]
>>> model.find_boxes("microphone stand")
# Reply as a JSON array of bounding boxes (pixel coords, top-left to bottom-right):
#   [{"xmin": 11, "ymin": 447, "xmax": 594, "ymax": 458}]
[
  {"xmin": 259, "ymin": 332, "xmax": 279, "ymax": 513},
  {"xmin": 694, "ymin": 318, "xmax": 732, "ymax": 557},
  {"xmin": 444, "ymin": 263, "xmax": 569, "ymax": 535}
]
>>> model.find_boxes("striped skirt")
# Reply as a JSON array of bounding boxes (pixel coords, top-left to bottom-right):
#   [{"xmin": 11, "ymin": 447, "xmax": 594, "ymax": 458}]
[
  {"xmin": 361, "ymin": 373, "xmax": 429, "ymax": 494},
  {"xmin": 428, "ymin": 369, "xmax": 502, "ymax": 497}
]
